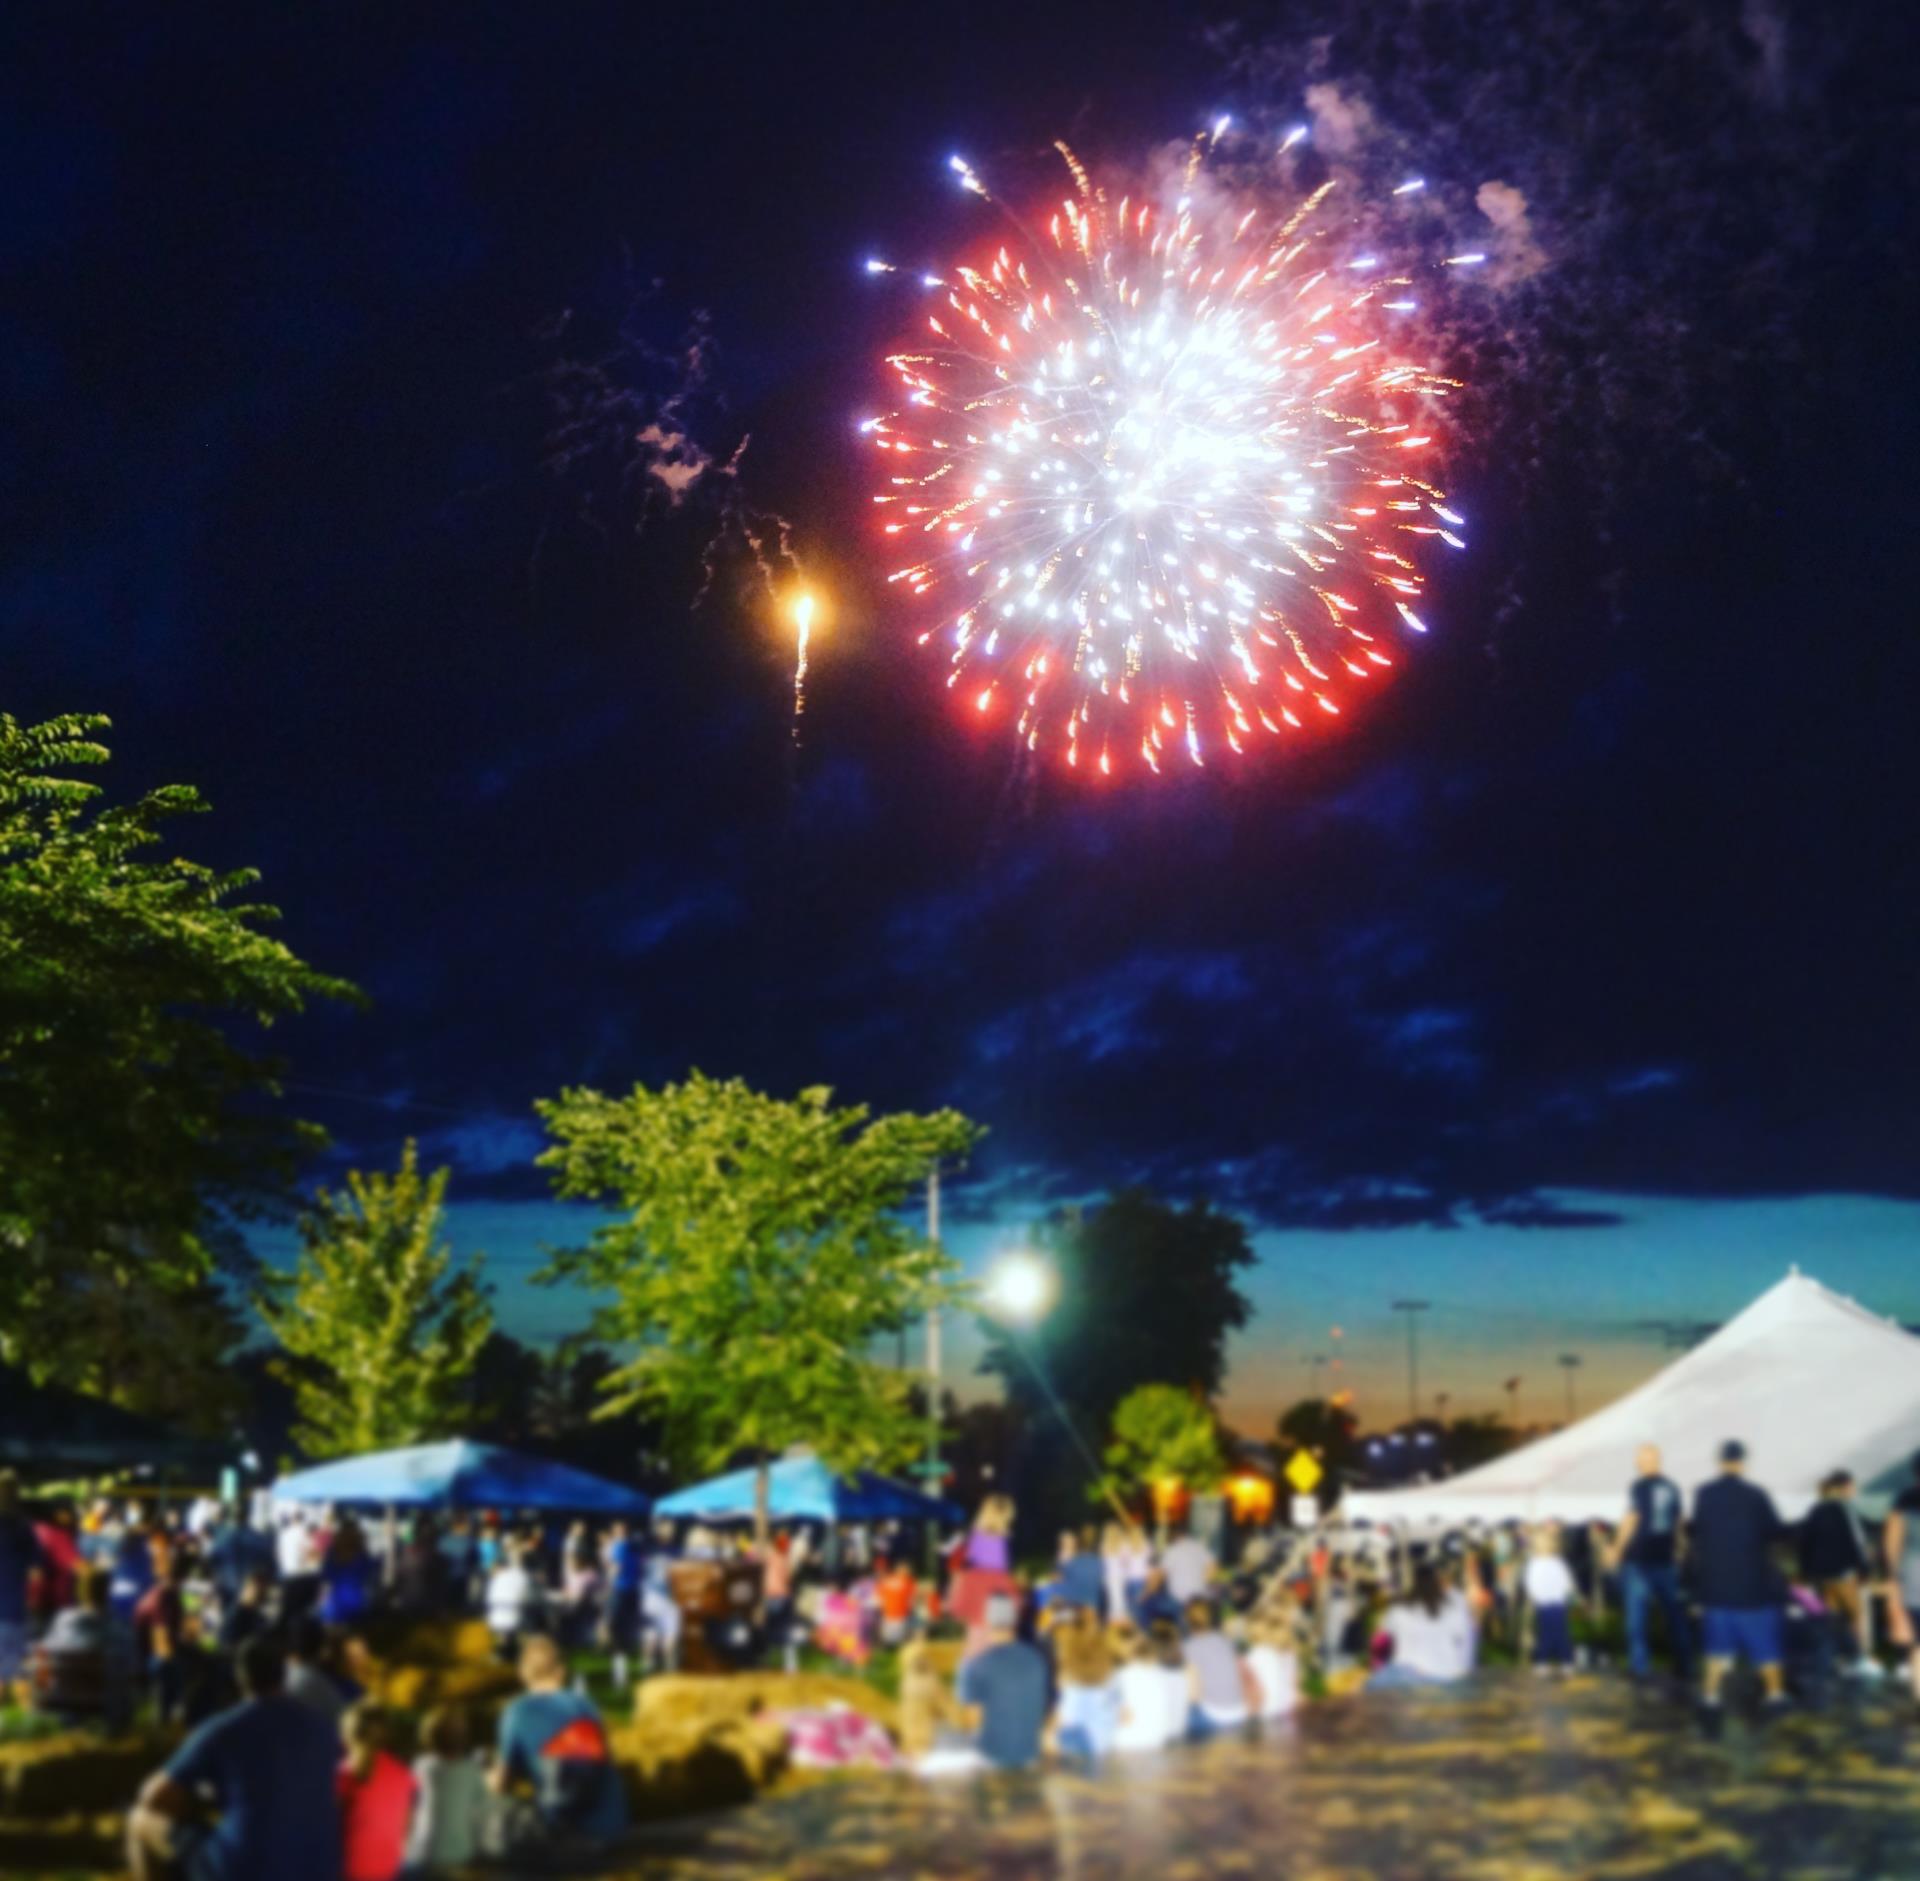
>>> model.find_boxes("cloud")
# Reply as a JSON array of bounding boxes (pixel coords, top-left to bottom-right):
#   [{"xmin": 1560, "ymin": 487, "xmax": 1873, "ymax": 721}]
[{"xmin": 1475, "ymin": 179, "xmax": 1548, "ymax": 284}]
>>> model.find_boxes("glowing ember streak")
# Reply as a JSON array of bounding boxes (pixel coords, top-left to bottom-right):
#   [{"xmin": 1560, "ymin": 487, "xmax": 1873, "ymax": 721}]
[
  {"xmin": 791, "ymin": 592, "xmax": 816, "ymax": 731},
  {"xmin": 869, "ymin": 139, "xmax": 1463, "ymax": 775}
]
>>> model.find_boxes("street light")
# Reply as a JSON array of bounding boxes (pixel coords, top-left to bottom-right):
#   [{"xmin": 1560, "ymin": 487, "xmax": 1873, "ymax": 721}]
[{"xmin": 983, "ymin": 1250, "xmax": 1056, "ymax": 1325}]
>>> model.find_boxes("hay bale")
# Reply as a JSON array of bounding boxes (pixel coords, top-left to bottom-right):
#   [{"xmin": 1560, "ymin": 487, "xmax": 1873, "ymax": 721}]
[
  {"xmin": 375, "ymin": 1658, "xmax": 521, "ymax": 1712},
  {"xmin": 609, "ymin": 1714, "xmax": 789, "ymax": 1823},
  {"xmin": 0, "ymin": 1813, "xmax": 125, "ymax": 1871},
  {"xmin": 635, "ymin": 1671, "xmax": 899, "ymax": 1738},
  {"xmin": 358, "ymin": 1614, "xmax": 497, "ymax": 1667},
  {"xmin": 0, "ymin": 1728, "xmax": 177, "ymax": 1819}
]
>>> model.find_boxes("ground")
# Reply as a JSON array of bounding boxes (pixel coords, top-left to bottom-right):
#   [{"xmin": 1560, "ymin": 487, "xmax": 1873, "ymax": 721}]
[{"xmin": 581, "ymin": 1673, "xmax": 1920, "ymax": 1881}]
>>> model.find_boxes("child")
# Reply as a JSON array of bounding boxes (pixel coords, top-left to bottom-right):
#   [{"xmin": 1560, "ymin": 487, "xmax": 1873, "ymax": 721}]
[
  {"xmin": 337, "ymin": 1702, "xmax": 418, "ymax": 1881},
  {"xmin": 1245, "ymin": 1613, "xmax": 1300, "ymax": 1719},
  {"xmin": 898, "ymin": 1638, "xmax": 966, "ymax": 1762},
  {"xmin": 406, "ymin": 1703, "xmax": 492, "ymax": 1872},
  {"xmin": 1525, "ymin": 1525, "xmax": 1578, "ymax": 1677},
  {"xmin": 1050, "ymin": 1606, "xmax": 1119, "ymax": 1764},
  {"xmin": 876, "ymin": 1559, "xmax": 917, "ymax": 1649}
]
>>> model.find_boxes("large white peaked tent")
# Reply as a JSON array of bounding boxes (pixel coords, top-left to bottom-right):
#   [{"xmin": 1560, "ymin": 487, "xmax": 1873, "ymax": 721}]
[{"xmin": 1344, "ymin": 1271, "xmax": 1920, "ymax": 1528}]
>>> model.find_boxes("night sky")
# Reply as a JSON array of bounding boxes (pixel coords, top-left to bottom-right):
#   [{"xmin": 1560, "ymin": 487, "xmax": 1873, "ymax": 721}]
[{"xmin": 8, "ymin": 2, "xmax": 1918, "ymax": 1428}]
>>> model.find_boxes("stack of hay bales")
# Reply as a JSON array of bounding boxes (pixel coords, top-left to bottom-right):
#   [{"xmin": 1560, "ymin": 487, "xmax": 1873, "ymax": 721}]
[
  {"xmin": 357, "ymin": 1614, "xmax": 522, "ymax": 1715},
  {"xmin": 0, "ymin": 1725, "xmax": 177, "ymax": 1872},
  {"xmin": 618, "ymin": 1670, "xmax": 906, "ymax": 1819}
]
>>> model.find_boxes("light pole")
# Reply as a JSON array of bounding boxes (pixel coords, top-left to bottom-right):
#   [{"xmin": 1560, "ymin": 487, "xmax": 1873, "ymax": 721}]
[
  {"xmin": 1558, "ymin": 1353, "xmax": 1582, "ymax": 1423},
  {"xmin": 925, "ymin": 1167, "xmax": 943, "ymax": 1467},
  {"xmin": 1391, "ymin": 1300, "xmax": 1431, "ymax": 1426}
]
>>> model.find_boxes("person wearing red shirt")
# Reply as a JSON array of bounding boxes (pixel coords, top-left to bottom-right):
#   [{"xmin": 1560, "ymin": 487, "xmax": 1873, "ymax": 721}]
[
  {"xmin": 337, "ymin": 1701, "xmax": 418, "ymax": 1881},
  {"xmin": 876, "ymin": 1561, "xmax": 917, "ymax": 1647}
]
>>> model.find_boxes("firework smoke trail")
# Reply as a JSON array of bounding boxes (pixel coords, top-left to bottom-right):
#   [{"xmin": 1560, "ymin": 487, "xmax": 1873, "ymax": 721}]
[
  {"xmin": 867, "ymin": 135, "xmax": 1465, "ymax": 776},
  {"xmin": 790, "ymin": 591, "xmax": 815, "ymax": 736}
]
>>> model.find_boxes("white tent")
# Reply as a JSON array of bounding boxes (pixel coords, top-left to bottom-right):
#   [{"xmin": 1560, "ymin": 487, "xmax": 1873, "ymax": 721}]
[{"xmin": 1344, "ymin": 1271, "xmax": 1920, "ymax": 1528}]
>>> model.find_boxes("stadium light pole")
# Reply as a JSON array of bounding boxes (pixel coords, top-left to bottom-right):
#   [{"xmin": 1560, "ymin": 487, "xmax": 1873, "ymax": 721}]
[
  {"xmin": 1391, "ymin": 1300, "xmax": 1431, "ymax": 1426},
  {"xmin": 1558, "ymin": 1352, "xmax": 1583, "ymax": 1423}
]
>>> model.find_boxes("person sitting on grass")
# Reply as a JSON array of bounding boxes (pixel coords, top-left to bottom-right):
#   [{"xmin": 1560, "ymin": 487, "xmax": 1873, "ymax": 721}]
[
  {"xmin": 1182, "ymin": 1598, "xmax": 1258, "ymax": 1737},
  {"xmin": 407, "ymin": 1702, "xmax": 494, "ymax": 1871},
  {"xmin": 489, "ymin": 1633, "xmax": 628, "ymax": 1853},
  {"xmin": 956, "ymin": 1592, "xmax": 1051, "ymax": 1771},
  {"xmin": 1525, "ymin": 1526, "xmax": 1579, "ymax": 1678},
  {"xmin": 1245, "ymin": 1610, "xmax": 1302, "ymax": 1715},
  {"xmin": 1050, "ymin": 1605, "xmax": 1120, "ymax": 1764},
  {"xmin": 1375, "ymin": 1561, "xmax": 1476, "ymax": 1687},
  {"xmin": 126, "ymin": 1636, "xmax": 342, "ymax": 1881},
  {"xmin": 1128, "ymin": 1564, "xmax": 1184, "ymax": 1632},
  {"xmin": 1109, "ymin": 1617, "xmax": 1184, "ymax": 1752},
  {"xmin": 337, "ymin": 1701, "xmax": 418, "ymax": 1881},
  {"xmin": 35, "ymin": 1563, "xmax": 135, "ymax": 1732},
  {"xmin": 285, "ymin": 1613, "xmax": 349, "ymax": 1723}
]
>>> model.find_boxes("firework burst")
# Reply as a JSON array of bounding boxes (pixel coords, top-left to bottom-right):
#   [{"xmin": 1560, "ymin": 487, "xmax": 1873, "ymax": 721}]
[{"xmin": 868, "ymin": 136, "xmax": 1465, "ymax": 776}]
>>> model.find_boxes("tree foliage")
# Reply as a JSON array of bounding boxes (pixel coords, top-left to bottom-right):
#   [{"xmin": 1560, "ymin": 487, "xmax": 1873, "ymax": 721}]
[
  {"xmin": 981, "ymin": 1189, "xmax": 1255, "ymax": 1435},
  {"xmin": 260, "ymin": 1142, "xmax": 493, "ymax": 1458},
  {"xmin": 1101, "ymin": 1382, "xmax": 1226, "ymax": 1513},
  {"xmin": 1277, "ymin": 1396, "xmax": 1361, "ymax": 1479},
  {"xmin": 0, "ymin": 711, "xmax": 358, "ymax": 1373},
  {"xmin": 537, "ymin": 1072, "xmax": 982, "ymax": 1537}
]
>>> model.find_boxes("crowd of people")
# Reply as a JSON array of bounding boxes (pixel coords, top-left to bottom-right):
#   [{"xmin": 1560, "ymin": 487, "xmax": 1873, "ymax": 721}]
[{"xmin": 0, "ymin": 1440, "xmax": 1917, "ymax": 1871}]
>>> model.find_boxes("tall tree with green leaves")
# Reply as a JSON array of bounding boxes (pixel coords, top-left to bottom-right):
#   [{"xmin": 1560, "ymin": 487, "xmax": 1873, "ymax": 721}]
[
  {"xmin": 1100, "ymin": 1382, "xmax": 1227, "ymax": 1534},
  {"xmin": 260, "ymin": 1143, "xmax": 493, "ymax": 1457},
  {"xmin": 0, "ymin": 711, "xmax": 358, "ymax": 1376},
  {"xmin": 980, "ymin": 1189, "xmax": 1255, "ymax": 1437},
  {"xmin": 537, "ymin": 1072, "xmax": 983, "ymax": 1542}
]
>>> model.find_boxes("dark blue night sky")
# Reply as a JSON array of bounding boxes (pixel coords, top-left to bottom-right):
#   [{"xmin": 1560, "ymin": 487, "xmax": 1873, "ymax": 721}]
[{"xmin": 7, "ymin": 1, "xmax": 1917, "ymax": 1423}]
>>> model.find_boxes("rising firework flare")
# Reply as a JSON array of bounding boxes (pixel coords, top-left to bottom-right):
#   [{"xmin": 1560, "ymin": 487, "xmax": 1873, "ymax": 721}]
[{"xmin": 867, "ymin": 134, "xmax": 1466, "ymax": 775}]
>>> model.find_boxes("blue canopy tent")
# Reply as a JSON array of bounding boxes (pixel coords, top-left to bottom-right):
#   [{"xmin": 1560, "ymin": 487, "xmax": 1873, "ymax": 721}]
[
  {"xmin": 270, "ymin": 1440, "xmax": 649, "ymax": 1516},
  {"xmin": 654, "ymin": 1455, "xmax": 962, "ymax": 1526}
]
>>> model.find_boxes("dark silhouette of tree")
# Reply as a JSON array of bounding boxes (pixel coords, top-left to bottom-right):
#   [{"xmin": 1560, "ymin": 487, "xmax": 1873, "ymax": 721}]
[{"xmin": 980, "ymin": 1189, "xmax": 1255, "ymax": 1442}]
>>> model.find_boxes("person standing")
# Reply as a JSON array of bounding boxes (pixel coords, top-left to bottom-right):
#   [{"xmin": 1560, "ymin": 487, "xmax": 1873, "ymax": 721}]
[
  {"xmin": 1690, "ymin": 1440, "xmax": 1788, "ymax": 1732},
  {"xmin": 1524, "ymin": 1527, "xmax": 1578, "ymax": 1678},
  {"xmin": 0, "ymin": 1472, "xmax": 45, "ymax": 1705},
  {"xmin": 1883, "ymin": 1452, "xmax": 1920, "ymax": 1709},
  {"xmin": 1161, "ymin": 1522, "xmax": 1217, "ymax": 1607},
  {"xmin": 1605, "ymin": 1443, "xmax": 1691, "ymax": 1683},
  {"xmin": 1799, "ymin": 1471, "xmax": 1873, "ymax": 1674}
]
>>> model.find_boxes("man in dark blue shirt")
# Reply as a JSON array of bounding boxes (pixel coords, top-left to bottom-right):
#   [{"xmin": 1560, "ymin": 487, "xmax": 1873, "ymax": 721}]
[
  {"xmin": 957, "ymin": 1594, "xmax": 1050, "ymax": 1770},
  {"xmin": 1690, "ymin": 1441, "xmax": 1786, "ymax": 1726},
  {"xmin": 126, "ymin": 1637, "xmax": 342, "ymax": 1881},
  {"xmin": 1606, "ymin": 1444, "xmax": 1691, "ymax": 1682}
]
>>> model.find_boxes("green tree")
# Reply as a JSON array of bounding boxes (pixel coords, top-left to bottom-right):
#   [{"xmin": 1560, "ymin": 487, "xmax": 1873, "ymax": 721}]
[
  {"xmin": 0, "ymin": 711, "xmax": 358, "ymax": 1375},
  {"xmin": 981, "ymin": 1189, "xmax": 1255, "ymax": 1436},
  {"xmin": 260, "ymin": 1143, "xmax": 493, "ymax": 1457},
  {"xmin": 537, "ymin": 1072, "xmax": 982, "ymax": 1543},
  {"xmin": 1101, "ymin": 1383, "xmax": 1226, "ymax": 1533}
]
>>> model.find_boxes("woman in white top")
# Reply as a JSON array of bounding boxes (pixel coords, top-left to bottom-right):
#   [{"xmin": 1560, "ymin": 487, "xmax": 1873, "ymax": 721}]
[
  {"xmin": 1245, "ymin": 1614, "xmax": 1299, "ymax": 1718},
  {"xmin": 1110, "ymin": 1618, "xmax": 1189, "ymax": 1751},
  {"xmin": 1377, "ymin": 1563, "xmax": 1477, "ymax": 1685},
  {"xmin": 484, "ymin": 1542, "xmax": 540, "ymax": 1647}
]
